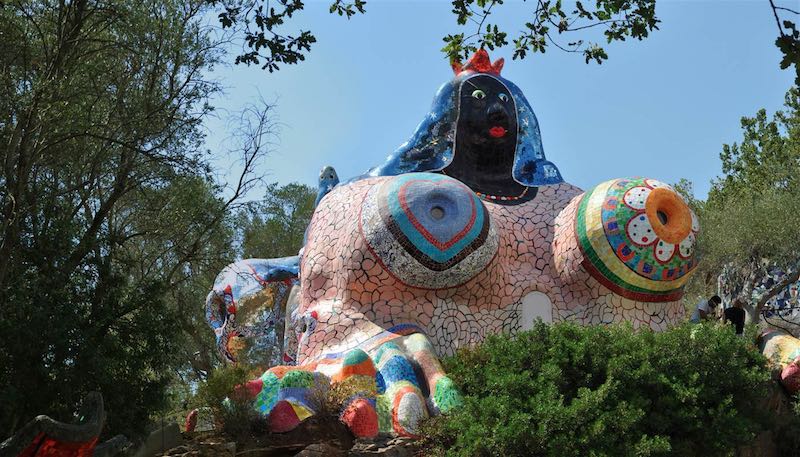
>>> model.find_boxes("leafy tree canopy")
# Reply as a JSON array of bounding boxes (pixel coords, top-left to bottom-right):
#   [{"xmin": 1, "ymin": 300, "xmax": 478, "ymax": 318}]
[
  {"xmin": 214, "ymin": 0, "xmax": 800, "ymax": 84},
  {"xmin": 770, "ymin": 0, "xmax": 800, "ymax": 84},
  {"xmin": 238, "ymin": 182, "xmax": 316, "ymax": 259},
  {"xmin": 209, "ymin": 0, "xmax": 366, "ymax": 72},
  {"xmin": 442, "ymin": 0, "xmax": 659, "ymax": 65},
  {"xmin": 685, "ymin": 88, "xmax": 800, "ymax": 321},
  {"xmin": 210, "ymin": 0, "xmax": 659, "ymax": 71},
  {"xmin": 0, "ymin": 0, "xmax": 270, "ymax": 439}
]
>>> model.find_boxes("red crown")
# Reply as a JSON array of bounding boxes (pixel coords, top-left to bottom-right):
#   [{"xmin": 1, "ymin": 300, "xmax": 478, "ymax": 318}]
[{"xmin": 451, "ymin": 48, "xmax": 504, "ymax": 76}]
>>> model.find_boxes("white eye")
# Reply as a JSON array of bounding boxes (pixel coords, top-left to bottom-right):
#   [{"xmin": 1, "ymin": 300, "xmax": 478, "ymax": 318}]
[
  {"xmin": 471, "ymin": 89, "xmax": 486, "ymax": 100},
  {"xmin": 498, "ymin": 93, "xmax": 509, "ymax": 102}
]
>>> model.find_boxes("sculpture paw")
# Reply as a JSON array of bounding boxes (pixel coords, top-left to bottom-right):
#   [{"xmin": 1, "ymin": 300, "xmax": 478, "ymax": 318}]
[
  {"xmin": 248, "ymin": 349, "xmax": 380, "ymax": 437},
  {"xmin": 251, "ymin": 366, "xmax": 328, "ymax": 433},
  {"xmin": 402, "ymin": 333, "xmax": 462, "ymax": 414},
  {"xmin": 246, "ymin": 333, "xmax": 460, "ymax": 439},
  {"xmin": 333, "ymin": 348, "xmax": 380, "ymax": 437},
  {"xmin": 373, "ymin": 333, "xmax": 462, "ymax": 437}
]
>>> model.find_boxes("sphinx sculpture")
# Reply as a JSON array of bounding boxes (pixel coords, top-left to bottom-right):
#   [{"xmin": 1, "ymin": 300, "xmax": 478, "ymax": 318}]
[
  {"xmin": 0, "ymin": 392, "xmax": 128, "ymax": 457},
  {"xmin": 204, "ymin": 49, "xmax": 699, "ymax": 437}
]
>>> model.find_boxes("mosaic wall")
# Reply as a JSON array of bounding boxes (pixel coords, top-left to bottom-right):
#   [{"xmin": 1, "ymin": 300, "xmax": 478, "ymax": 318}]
[
  {"xmin": 718, "ymin": 264, "xmax": 800, "ymax": 322},
  {"xmin": 205, "ymin": 49, "xmax": 699, "ymax": 438}
]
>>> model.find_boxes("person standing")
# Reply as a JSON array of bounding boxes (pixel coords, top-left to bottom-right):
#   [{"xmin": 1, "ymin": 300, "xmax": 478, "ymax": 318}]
[
  {"xmin": 723, "ymin": 298, "xmax": 746, "ymax": 335},
  {"xmin": 690, "ymin": 295, "xmax": 722, "ymax": 323}
]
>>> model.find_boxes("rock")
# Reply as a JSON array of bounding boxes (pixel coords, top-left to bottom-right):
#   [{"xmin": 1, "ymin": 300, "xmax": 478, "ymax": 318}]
[
  {"xmin": 133, "ymin": 422, "xmax": 184, "ymax": 457},
  {"xmin": 193, "ymin": 407, "xmax": 216, "ymax": 432},
  {"xmin": 162, "ymin": 445, "xmax": 190, "ymax": 455},
  {"xmin": 198, "ymin": 441, "xmax": 236, "ymax": 457},
  {"xmin": 295, "ymin": 442, "xmax": 346, "ymax": 457},
  {"xmin": 158, "ymin": 441, "xmax": 235, "ymax": 457},
  {"xmin": 348, "ymin": 434, "xmax": 418, "ymax": 457}
]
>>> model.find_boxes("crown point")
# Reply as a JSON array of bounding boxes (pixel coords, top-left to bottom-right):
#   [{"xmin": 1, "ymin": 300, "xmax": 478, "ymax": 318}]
[
  {"xmin": 492, "ymin": 57, "xmax": 504, "ymax": 74},
  {"xmin": 452, "ymin": 48, "xmax": 503, "ymax": 76},
  {"xmin": 451, "ymin": 60, "xmax": 463, "ymax": 74}
]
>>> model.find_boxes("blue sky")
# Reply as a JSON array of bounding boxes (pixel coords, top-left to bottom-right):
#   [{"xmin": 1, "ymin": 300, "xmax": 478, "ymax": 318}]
[{"xmin": 203, "ymin": 0, "xmax": 794, "ymax": 201}]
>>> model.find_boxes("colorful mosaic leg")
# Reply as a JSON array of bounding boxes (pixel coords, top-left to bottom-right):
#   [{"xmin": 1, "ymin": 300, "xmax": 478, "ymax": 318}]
[
  {"xmin": 250, "ymin": 365, "xmax": 328, "ymax": 433},
  {"xmin": 373, "ymin": 342, "xmax": 429, "ymax": 437},
  {"xmin": 332, "ymin": 348, "xmax": 380, "ymax": 438},
  {"xmin": 760, "ymin": 329, "xmax": 800, "ymax": 395},
  {"xmin": 403, "ymin": 333, "xmax": 462, "ymax": 414}
]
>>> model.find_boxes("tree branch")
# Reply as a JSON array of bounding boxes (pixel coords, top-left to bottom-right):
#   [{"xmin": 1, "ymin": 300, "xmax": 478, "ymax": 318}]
[
  {"xmin": 756, "ymin": 265, "xmax": 800, "ymax": 311},
  {"xmin": 770, "ymin": 0, "xmax": 787, "ymax": 36},
  {"xmin": 775, "ymin": 6, "xmax": 800, "ymax": 16}
]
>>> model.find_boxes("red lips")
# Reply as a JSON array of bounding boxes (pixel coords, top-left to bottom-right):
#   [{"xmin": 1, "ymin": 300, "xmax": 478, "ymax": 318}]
[{"xmin": 489, "ymin": 126, "xmax": 507, "ymax": 138}]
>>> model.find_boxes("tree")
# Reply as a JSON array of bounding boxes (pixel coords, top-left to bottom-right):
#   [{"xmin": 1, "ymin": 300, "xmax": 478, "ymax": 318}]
[
  {"xmin": 209, "ymin": 0, "xmax": 367, "ymax": 72},
  {"xmin": 770, "ymin": 0, "xmax": 800, "ymax": 84},
  {"xmin": 688, "ymin": 88, "xmax": 800, "ymax": 325},
  {"xmin": 447, "ymin": 0, "xmax": 800, "ymax": 80},
  {"xmin": 215, "ymin": 0, "xmax": 799, "ymax": 85},
  {"xmin": 210, "ymin": 0, "xmax": 659, "ymax": 71},
  {"xmin": 442, "ymin": 0, "xmax": 659, "ymax": 64},
  {"xmin": 238, "ymin": 182, "xmax": 316, "ymax": 259},
  {"xmin": 0, "ymin": 0, "xmax": 271, "ymax": 439}
]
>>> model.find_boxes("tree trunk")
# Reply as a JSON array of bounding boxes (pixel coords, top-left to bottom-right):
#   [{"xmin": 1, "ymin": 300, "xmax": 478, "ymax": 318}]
[{"xmin": 740, "ymin": 266, "xmax": 800, "ymax": 325}]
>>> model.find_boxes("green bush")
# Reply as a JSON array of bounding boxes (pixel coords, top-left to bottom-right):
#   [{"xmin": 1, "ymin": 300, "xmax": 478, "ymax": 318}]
[
  {"xmin": 194, "ymin": 365, "xmax": 266, "ymax": 440},
  {"xmin": 419, "ymin": 321, "xmax": 773, "ymax": 457}
]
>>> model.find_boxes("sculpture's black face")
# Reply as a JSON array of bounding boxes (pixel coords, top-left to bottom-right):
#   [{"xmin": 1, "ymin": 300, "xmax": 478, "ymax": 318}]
[{"xmin": 444, "ymin": 74, "xmax": 530, "ymax": 201}]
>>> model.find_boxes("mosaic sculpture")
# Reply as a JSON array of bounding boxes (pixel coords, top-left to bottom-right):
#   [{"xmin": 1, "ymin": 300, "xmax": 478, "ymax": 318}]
[
  {"xmin": 315, "ymin": 166, "xmax": 340, "ymax": 208},
  {"xmin": 759, "ymin": 328, "xmax": 800, "ymax": 395},
  {"xmin": 206, "ymin": 49, "xmax": 700, "ymax": 438},
  {"xmin": 717, "ymin": 264, "xmax": 800, "ymax": 328},
  {"xmin": 0, "ymin": 392, "xmax": 128, "ymax": 457},
  {"xmin": 205, "ymin": 257, "xmax": 298, "ymax": 368}
]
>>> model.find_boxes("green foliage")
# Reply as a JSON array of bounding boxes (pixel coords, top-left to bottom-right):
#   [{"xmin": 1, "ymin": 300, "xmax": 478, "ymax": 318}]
[
  {"xmin": 444, "ymin": 0, "xmax": 658, "ymax": 65},
  {"xmin": 716, "ymin": 90, "xmax": 798, "ymax": 198},
  {"xmin": 0, "ymin": 0, "xmax": 242, "ymax": 440},
  {"xmin": 770, "ymin": 2, "xmax": 800, "ymax": 85},
  {"xmin": 212, "ymin": 0, "xmax": 366, "ymax": 72},
  {"xmin": 685, "ymin": 88, "xmax": 800, "ymax": 306},
  {"xmin": 450, "ymin": 0, "xmax": 658, "ymax": 64},
  {"xmin": 216, "ymin": 0, "xmax": 798, "ymax": 83},
  {"xmin": 784, "ymin": 398, "xmax": 800, "ymax": 454},
  {"xmin": 212, "ymin": 0, "xmax": 657, "ymax": 71},
  {"xmin": 238, "ymin": 182, "xmax": 316, "ymax": 259},
  {"xmin": 420, "ymin": 321, "xmax": 772, "ymax": 457},
  {"xmin": 194, "ymin": 364, "xmax": 265, "ymax": 440}
]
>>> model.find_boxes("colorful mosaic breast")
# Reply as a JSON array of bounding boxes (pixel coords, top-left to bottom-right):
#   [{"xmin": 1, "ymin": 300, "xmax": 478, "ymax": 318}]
[
  {"xmin": 575, "ymin": 177, "xmax": 699, "ymax": 302},
  {"xmin": 360, "ymin": 173, "xmax": 498, "ymax": 289}
]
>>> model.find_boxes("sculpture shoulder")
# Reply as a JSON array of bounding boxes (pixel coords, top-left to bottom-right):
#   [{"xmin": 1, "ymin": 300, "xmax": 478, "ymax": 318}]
[{"xmin": 317, "ymin": 176, "xmax": 386, "ymax": 206}]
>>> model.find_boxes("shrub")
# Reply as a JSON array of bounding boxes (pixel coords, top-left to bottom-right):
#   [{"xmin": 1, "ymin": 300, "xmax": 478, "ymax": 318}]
[
  {"xmin": 419, "ymin": 321, "xmax": 773, "ymax": 457},
  {"xmin": 194, "ymin": 365, "xmax": 266, "ymax": 440}
]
